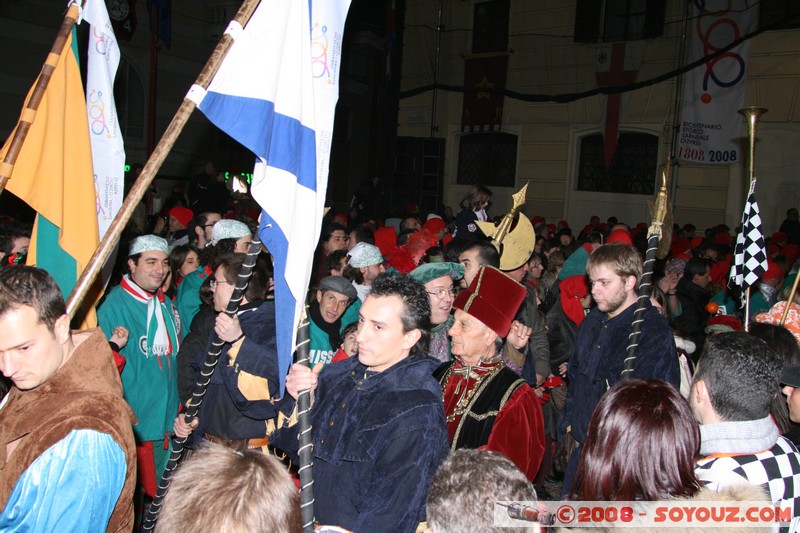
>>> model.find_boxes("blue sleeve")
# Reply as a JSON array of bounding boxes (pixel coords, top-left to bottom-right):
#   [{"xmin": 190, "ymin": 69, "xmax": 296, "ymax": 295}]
[
  {"xmin": 634, "ymin": 313, "xmax": 680, "ymax": 387},
  {"xmin": 0, "ymin": 430, "xmax": 126, "ymax": 532},
  {"xmin": 558, "ymin": 320, "xmax": 588, "ymax": 439}
]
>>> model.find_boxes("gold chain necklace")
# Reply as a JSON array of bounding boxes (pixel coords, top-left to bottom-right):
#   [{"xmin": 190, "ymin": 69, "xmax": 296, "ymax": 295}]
[{"xmin": 440, "ymin": 359, "xmax": 503, "ymax": 423}]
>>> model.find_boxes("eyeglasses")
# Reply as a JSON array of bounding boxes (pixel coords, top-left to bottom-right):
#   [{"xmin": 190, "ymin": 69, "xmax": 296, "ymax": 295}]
[
  {"xmin": 209, "ymin": 279, "xmax": 232, "ymax": 289},
  {"xmin": 426, "ymin": 287, "xmax": 458, "ymax": 300}
]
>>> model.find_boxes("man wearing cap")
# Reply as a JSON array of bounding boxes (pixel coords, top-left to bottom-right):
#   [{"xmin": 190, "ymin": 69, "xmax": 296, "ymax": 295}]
[
  {"xmin": 460, "ymin": 241, "xmax": 549, "ymax": 383},
  {"xmin": 97, "ymin": 235, "xmax": 181, "ymax": 502},
  {"xmin": 559, "ymin": 243, "xmax": 679, "ymax": 495},
  {"xmin": 433, "ymin": 265, "xmax": 546, "ymax": 480},
  {"xmin": 410, "ymin": 262, "xmax": 464, "ymax": 363},
  {"xmin": 166, "ymin": 206, "xmax": 194, "ymax": 249},
  {"xmin": 346, "ymin": 242, "xmax": 385, "ymax": 302},
  {"xmin": 176, "ymin": 219, "xmax": 252, "ymax": 335},
  {"xmin": 309, "ymin": 276, "xmax": 360, "ymax": 366}
]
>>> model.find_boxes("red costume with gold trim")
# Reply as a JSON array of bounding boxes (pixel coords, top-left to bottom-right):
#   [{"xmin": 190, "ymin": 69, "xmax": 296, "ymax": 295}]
[{"xmin": 435, "ymin": 355, "xmax": 544, "ymax": 480}]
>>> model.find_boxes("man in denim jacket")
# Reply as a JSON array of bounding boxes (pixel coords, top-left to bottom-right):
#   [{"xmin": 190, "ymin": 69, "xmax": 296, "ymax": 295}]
[{"xmin": 271, "ymin": 274, "xmax": 450, "ymax": 532}]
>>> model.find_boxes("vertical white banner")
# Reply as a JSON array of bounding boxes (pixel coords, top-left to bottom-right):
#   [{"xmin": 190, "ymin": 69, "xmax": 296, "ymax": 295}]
[
  {"xmin": 82, "ymin": 0, "xmax": 125, "ymax": 238},
  {"xmin": 678, "ymin": 0, "xmax": 757, "ymax": 165}
]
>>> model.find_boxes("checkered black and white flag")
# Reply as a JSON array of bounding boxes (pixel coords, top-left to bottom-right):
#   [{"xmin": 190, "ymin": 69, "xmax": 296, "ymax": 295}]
[{"xmin": 728, "ymin": 179, "xmax": 768, "ymax": 306}]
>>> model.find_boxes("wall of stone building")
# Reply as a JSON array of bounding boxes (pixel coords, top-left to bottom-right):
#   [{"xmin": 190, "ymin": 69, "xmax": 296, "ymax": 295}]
[{"xmin": 397, "ymin": 0, "xmax": 800, "ymax": 234}]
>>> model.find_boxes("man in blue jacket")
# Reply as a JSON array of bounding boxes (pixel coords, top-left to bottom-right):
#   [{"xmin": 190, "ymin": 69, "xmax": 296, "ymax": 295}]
[
  {"xmin": 174, "ymin": 253, "xmax": 294, "ymax": 450},
  {"xmin": 559, "ymin": 243, "xmax": 679, "ymax": 495},
  {"xmin": 271, "ymin": 274, "xmax": 450, "ymax": 533}
]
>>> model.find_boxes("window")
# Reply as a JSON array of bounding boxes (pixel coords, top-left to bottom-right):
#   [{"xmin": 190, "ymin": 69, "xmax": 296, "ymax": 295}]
[
  {"xmin": 457, "ymin": 132, "xmax": 517, "ymax": 187},
  {"xmin": 113, "ymin": 57, "xmax": 145, "ymax": 140},
  {"xmin": 472, "ymin": 0, "xmax": 510, "ymax": 54},
  {"xmin": 577, "ymin": 132, "xmax": 658, "ymax": 195},
  {"xmin": 758, "ymin": 0, "xmax": 800, "ymax": 31},
  {"xmin": 574, "ymin": 0, "xmax": 666, "ymax": 43}
]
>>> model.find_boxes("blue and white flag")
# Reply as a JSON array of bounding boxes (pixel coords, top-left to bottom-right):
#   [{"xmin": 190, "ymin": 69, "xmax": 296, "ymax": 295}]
[{"xmin": 192, "ymin": 0, "xmax": 351, "ymax": 394}]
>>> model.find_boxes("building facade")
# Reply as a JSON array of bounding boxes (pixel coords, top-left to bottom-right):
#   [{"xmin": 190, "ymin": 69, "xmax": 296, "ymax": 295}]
[{"xmin": 397, "ymin": 0, "xmax": 800, "ymax": 234}]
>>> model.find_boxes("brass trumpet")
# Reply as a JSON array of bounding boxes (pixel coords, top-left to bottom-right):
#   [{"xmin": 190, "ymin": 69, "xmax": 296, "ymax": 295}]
[
  {"xmin": 738, "ymin": 106, "xmax": 767, "ymax": 186},
  {"xmin": 737, "ymin": 106, "xmax": 768, "ymax": 330},
  {"xmin": 743, "ymin": 106, "xmax": 800, "ymax": 327}
]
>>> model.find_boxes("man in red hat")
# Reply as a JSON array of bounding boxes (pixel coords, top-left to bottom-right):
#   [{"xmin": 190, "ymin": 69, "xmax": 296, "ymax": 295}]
[
  {"xmin": 433, "ymin": 265, "xmax": 545, "ymax": 481},
  {"xmin": 166, "ymin": 206, "xmax": 194, "ymax": 249}
]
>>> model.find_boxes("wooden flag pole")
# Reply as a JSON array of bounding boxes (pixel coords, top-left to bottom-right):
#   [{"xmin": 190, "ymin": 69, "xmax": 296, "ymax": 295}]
[
  {"xmin": 745, "ymin": 287, "xmax": 751, "ymax": 332},
  {"xmin": 65, "ymin": 0, "xmax": 261, "ymax": 318},
  {"xmin": 0, "ymin": 4, "xmax": 80, "ymax": 194},
  {"xmin": 780, "ymin": 271, "xmax": 800, "ymax": 326}
]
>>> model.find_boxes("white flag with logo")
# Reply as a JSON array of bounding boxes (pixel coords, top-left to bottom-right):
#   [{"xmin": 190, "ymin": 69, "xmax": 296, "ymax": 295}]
[
  {"xmin": 80, "ymin": 0, "xmax": 125, "ymax": 238},
  {"xmin": 678, "ymin": 0, "xmax": 757, "ymax": 165}
]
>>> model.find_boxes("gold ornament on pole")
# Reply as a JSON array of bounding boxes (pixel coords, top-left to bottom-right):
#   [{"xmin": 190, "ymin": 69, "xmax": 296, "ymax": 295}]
[{"xmin": 475, "ymin": 182, "xmax": 535, "ymax": 271}]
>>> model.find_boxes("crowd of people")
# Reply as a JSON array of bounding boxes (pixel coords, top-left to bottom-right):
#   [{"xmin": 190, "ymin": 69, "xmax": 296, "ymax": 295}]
[{"xmin": 1, "ymin": 178, "xmax": 800, "ymax": 532}]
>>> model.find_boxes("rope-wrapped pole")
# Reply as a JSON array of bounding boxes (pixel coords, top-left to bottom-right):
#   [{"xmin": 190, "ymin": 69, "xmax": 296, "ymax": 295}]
[
  {"xmin": 622, "ymin": 232, "xmax": 659, "ymax": 378},
  {"xmin": 622, "ymin": 163, "xmax": 671, "ymax": 378},
  {"xmin": 141, "ymin": 236, "xmax": 262, "ymax": 530},
  {"xmin": 65, "ymin": 0, "xmax": 262, "ymax": 318},
  {"xmin": 0, "ymin": 3, "xmax": 81, "ymax": 195},
  {"xmin": 294, "ymin": 307, "xmax": 315, "ymax": 531}
]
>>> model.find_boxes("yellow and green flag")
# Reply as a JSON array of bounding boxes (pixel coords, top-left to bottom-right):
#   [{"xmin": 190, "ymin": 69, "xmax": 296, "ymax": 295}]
[{"xmin": 0, "ymin": 31, "xmax": 100, "ymax": 325}]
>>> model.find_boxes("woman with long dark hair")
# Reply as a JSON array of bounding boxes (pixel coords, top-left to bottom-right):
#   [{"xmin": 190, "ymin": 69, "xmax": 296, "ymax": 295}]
[
  {"xmin": 571, "ymin": 379, "xmax": 701, "ymax": 501},
  {"xmin": 166, "ymin": 245, "xmax": 200, "ymax": 298},
  {"xmin": 566, "ymin": 380, "xmax": 770, "ymax": 532}
]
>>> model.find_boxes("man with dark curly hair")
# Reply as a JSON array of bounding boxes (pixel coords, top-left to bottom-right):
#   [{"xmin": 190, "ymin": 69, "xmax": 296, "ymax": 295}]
[{"xmin": 271, "ymin": 273, "xmax": 450, "ymax": 533}]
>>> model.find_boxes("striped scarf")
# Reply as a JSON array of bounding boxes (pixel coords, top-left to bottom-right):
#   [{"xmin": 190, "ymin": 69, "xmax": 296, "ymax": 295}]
[{"xmin": 120, "ymin": 275, "xmax": 179, "ymax": 363}]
